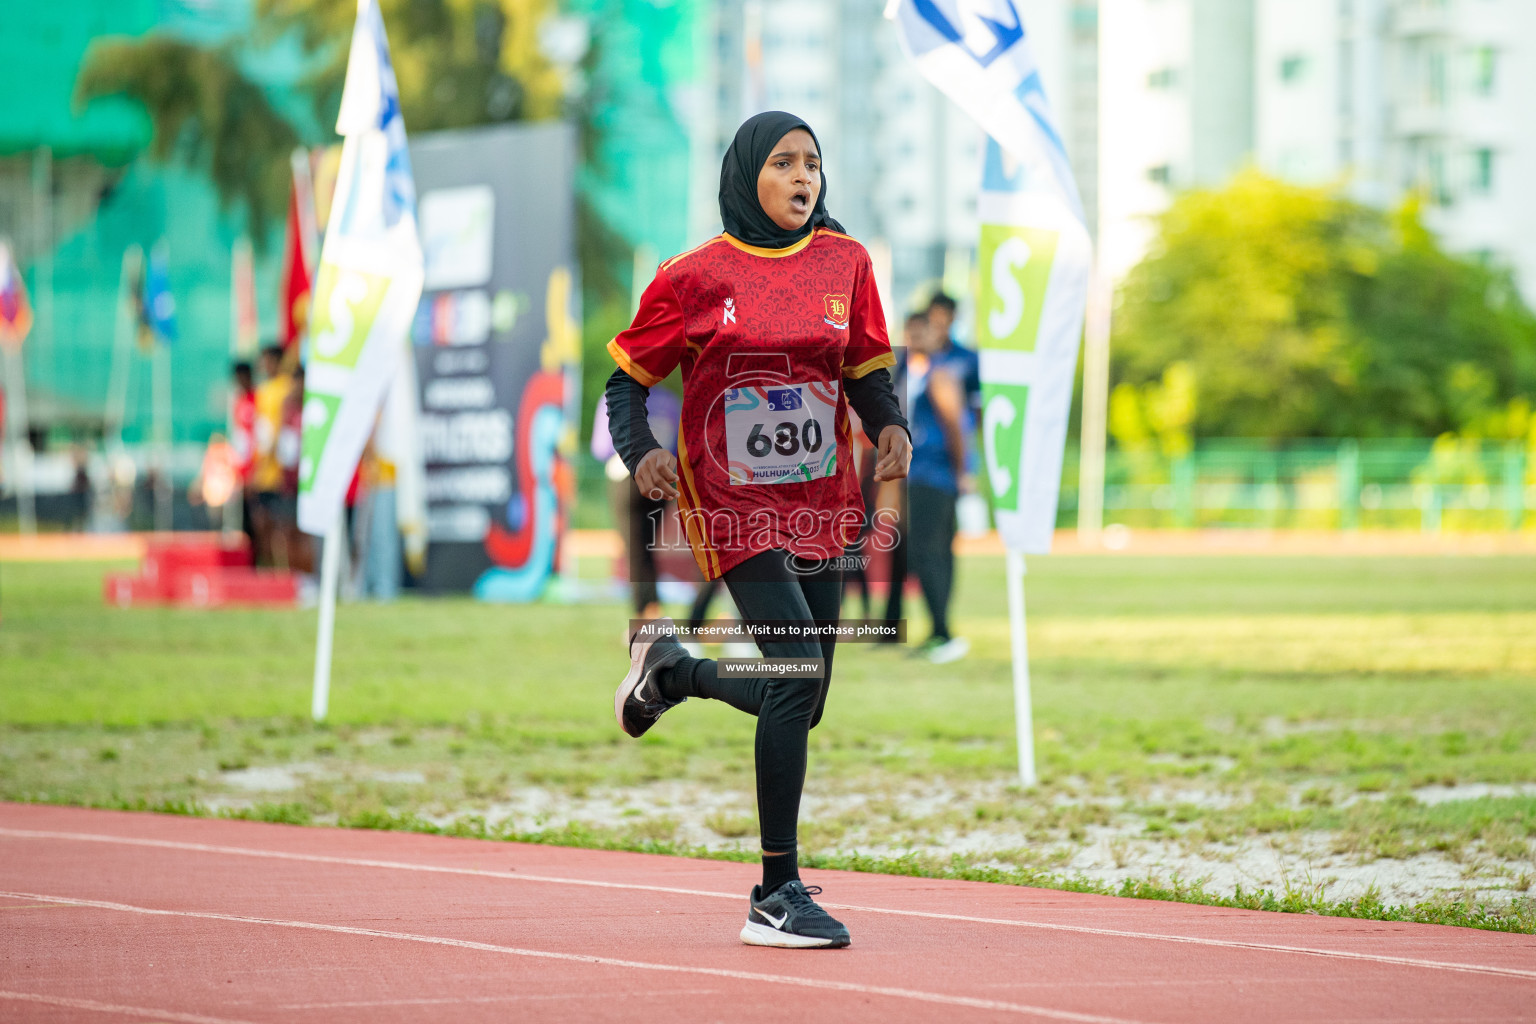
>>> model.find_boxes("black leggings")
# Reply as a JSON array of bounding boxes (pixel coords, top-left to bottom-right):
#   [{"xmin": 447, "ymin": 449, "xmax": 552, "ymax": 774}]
[{"xmin": 665, "ymin": 548, "xmax": 843, "ymax": 853}]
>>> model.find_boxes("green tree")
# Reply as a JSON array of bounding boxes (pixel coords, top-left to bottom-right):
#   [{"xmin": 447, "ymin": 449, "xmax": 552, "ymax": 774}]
[
  {"xmin": 1113, "ymin": 171, "xmax": 1536, "ymax": 438},
  {"xmin": 74, "ymin": 37, "xmax": 301, "ymax": 241},
  {"xmin": 255, "ymin": 0, "xmax": 564, "ymax": 132},
  {"xmin": 76, "ymin": 0, "xmax": 641, "ymax": 448},
  {"xmin": 75, "ymin": 0, "xmax": 565, "ymax": 244}
]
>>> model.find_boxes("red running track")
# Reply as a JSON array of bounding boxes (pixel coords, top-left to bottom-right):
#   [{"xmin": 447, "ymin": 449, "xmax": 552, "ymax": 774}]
[{"xmin": 1, "ymin": 803, "xmax": 1533, "ymax": 1023}]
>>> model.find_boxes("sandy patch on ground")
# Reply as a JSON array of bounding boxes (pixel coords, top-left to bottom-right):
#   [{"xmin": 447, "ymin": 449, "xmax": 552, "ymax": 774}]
[{"xmin": 208, "ymin": 765, "xmax": 1534, "ymax": 910}]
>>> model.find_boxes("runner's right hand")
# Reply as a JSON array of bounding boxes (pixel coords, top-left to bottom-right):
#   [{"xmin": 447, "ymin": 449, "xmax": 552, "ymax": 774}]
[{"xmin": 635, "ymin": 449, "xmax": 680, "ymax": 501}]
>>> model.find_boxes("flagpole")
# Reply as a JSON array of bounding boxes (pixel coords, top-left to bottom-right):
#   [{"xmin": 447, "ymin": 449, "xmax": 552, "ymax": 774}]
[
  {"xmin": 301, "ymin": 0, "xmax": 425, "ymax": 718},
  {"xmin": 32, "ymin": 147, "xmax": 53, "ymax": 435},
  {"xmin": 104, "ymin": 246, "xmax": 142, "ymax": 459},
  {"xmin": 2, "ymin": 345, "xmax": 35, "ymax": 535},
  {"xmin": 311, "ymin": 507, "xmax": 345, "ymax": 722},
  {"xmin": 890, "ymin": 0, "xmax": 1084, "ymax": 791},
  {"xmin": 152, "ymin": 338, "xmax": 173, "ymax": 532},
  {"xmin": 1005, "ymin": 549, "xmax": 1036, "ymax": 786},
  {"xmin": 1077, "ymin": 267, "xmax": 1111, "ymax": 546},
  {"xmin": 292, "ymin": 149, "xmax": 320, "ymax": 274},
  {"xmin": 226, "ymin": 243, "xmax": 240, "ymax": 540}
]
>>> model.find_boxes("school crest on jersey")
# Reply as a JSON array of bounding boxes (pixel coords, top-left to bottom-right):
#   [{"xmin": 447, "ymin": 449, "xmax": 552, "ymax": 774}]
[{"xmin": 822, "ymin": 293, "xmax": 850, "ymax": 330}]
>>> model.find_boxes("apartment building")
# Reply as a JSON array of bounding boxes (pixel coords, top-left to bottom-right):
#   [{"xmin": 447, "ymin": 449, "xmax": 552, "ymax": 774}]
[{"xmin": 1256, "ymin": 0, "xmax": 1536, "ymax": 299}]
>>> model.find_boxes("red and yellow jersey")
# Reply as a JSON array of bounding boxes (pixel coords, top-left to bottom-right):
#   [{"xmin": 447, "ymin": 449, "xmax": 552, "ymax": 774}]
[
  {"xmin": 251, "ymin": 374, "xmax": 291, "ymax": 494},
  {"xmin": 608, "ymin": 228, "xmax": 896, "ymax": 580}
]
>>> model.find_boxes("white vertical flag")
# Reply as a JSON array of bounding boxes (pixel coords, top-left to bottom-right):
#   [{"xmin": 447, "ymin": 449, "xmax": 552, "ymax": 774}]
[
  {"xmin": 893, "ymin": 0, "xmax": 1091, "ymax": 553},
  {"xmin": 297, "ymin": 0, "xmax": 424, "ymax": 538},
  {"xmin": 894, "ymin": 0, "xmax": 1092, "ymax": 786}
]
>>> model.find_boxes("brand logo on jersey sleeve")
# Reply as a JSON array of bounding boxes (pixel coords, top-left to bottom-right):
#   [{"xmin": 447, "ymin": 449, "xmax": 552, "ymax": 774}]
[{"xmin": 823, "ymin": 293, "xmax": 850, "ymax": 330}]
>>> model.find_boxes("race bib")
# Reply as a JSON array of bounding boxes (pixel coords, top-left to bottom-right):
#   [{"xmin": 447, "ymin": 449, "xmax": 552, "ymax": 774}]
[{"xmin": 723, "ymin": 380, "xmax": 840, "ymax": 484}]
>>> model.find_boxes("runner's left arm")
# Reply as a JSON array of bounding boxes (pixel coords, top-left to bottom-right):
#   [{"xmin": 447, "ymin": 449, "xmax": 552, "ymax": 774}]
[
  {"xmin": 605, "ymin": 368, "xmax": 662, "ymax": 476},
  {"xmin": 606, "ymin": 269, "xmax": 689, "ymax": 475},
  {"xmin": 842, "ymin": 251, "xmax": 908, "ymax": 443},
  {"xmin": 845, "ymin": 370, "xmax": 906, "ymax": 443}
]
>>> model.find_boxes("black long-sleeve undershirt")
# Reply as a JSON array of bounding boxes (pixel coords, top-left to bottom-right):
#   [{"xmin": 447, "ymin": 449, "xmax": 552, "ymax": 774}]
[
  {"xmin": 605, "ymin": 367, "xmax": 664, "ymax": 476},
  {"xmin": 605, "ymin": 366, "xmax": 908, "ymax": 475}
]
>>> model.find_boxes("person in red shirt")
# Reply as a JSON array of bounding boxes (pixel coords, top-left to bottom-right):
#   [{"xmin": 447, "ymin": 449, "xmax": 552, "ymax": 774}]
[{"xmin": 608, "ymin": 111, "xmax": 911, "ymax": 949}]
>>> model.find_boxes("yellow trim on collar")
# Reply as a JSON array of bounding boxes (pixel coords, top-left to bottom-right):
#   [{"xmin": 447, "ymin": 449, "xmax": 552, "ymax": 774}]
[
  {"xmin": 722, "ymin": 231, "xmax": 816, "ymax": 258},
  {"xmin": 661, "ymin": 235, "xmax": 729, "ymax": 271}
]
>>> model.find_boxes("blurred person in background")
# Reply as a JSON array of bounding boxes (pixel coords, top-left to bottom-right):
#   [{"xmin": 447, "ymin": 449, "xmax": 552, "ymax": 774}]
[
  {"xmin": 926, "ymin": 292, "xmax": 981, "ymax": 420},
  {"xmin": 188, "ymin": 434, "xmax": 239, "ymax": 530},
  {"xmin": 357, "ymin": 436, "xmax": 400, "ymax": 600},
  {"xmin": 876, "ymin": 314, "xmax": 922, "ymax": 641},
  {"xmin": 592, "ymin": 382, "xmax": 682, "ymax": 625},
  {"xmin": 342, "ymin": 461, "xmax": 364, "ymax": 598},
  {"xmin": 251, "ymin": 345, "xmax": 290, "ymax": 566},
  {"xmin": 905, "ymin": 309, "xmax": 972, "ymax": 664},
  {"xmin": 842, "ymin": 402, "xmax": 878, "ymax": 619},
  {"xmin": 276, "ymin": 364, "xmax": 313, "ymax": 573},
  {"xmin": 68, "ymin": 445, "xmax": 92, "ymax": 531},
  {"xmin": 230, "ymin": 361, "xmax": 258, "ymax": 555}
]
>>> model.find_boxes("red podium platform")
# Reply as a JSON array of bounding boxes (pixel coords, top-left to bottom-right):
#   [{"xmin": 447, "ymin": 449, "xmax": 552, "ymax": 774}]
[{"xmin": 104, "ymin": 538, "xmax": 299, "ymax": 608}]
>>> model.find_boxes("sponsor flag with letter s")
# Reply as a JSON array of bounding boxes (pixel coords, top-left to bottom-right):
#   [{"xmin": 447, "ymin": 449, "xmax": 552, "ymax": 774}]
[
  {"xmin": 297, "ymin": 0, "xmax": 425, "ymax": 537},
  {"xmin": 893, "ymin": 0, "xmax": 1091, "ymax": 553}
]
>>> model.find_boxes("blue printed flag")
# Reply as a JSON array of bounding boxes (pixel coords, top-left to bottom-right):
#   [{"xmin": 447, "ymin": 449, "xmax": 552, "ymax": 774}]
[
  {"xmin": 893, "ymin": 0, "xmax": 1092, "ymax": 553},
  {"xmin": 297, "ymin": 0, "xmax": 425, "ymax": 538},
  {"xmin": 143, "ymin": 245, "xmax": 177, "ymax": 345}
]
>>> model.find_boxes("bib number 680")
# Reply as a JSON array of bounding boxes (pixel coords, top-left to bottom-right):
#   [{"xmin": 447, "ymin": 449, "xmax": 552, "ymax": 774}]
[{"xmin": 745, "ymin": 419, "xmax": 824, "ymax": 459}]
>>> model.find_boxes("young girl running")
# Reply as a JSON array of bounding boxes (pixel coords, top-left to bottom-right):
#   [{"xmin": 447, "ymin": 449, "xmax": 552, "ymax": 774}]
[{"xmin": 606, "ymin": 111, "xmax": 910, "ymax": 949}]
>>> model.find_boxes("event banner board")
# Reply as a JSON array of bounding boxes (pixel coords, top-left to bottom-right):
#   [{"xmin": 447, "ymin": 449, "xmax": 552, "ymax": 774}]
[{"xmin": 408, "ymin": 122, "xmax": 578, "ymax": 595}]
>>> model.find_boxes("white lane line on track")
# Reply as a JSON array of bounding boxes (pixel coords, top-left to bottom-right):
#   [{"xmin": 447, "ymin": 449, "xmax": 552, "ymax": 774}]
[
  {"xmin": 810, "ymin": 904, "xmax": 1536, "ymax": 982},
  {"xmin": 3, "ymin": 827, "xmax": 1533, "ymax": 982},
  {"xmin": 0, "ymin": 990, "xmax": 262, "ymax": 1024},
  {"xmin": 276, "ymin": 988, "xmax": 723, "ymax": 1010},
  {"xmin": 0, "ymin": 891, "xmax": 1146, "ymax": 1024}
]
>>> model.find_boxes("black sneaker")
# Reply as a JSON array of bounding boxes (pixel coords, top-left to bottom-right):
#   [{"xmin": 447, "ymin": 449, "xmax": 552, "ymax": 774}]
[
  {"xmin": 614, "ymin": 617, "xmax": 688, "ymax": 738},
  {"xmin": 740, "ymin": 880, "xmax": 850, "ymax": 948}
]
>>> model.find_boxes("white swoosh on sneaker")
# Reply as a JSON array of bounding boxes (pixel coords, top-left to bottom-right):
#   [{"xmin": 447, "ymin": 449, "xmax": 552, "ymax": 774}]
[{"xmin": 759, "ymin": 908, "xmax": 788, "ymax": 930}]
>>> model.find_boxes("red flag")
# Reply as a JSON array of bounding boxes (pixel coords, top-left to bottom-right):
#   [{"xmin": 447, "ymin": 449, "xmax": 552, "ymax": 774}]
[{"xmin": 279, "ymin": 186, "xmax": 312, "ymax": 350}]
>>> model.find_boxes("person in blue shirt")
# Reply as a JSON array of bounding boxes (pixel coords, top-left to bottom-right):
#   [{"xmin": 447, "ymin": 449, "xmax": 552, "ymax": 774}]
[
  {"xmin": 904, "ymin": 310, "xmax": 973, "ymax": 664},
  {"xmin": 927, "ymin": 292, "xmax": 981, "ymax": 421}
]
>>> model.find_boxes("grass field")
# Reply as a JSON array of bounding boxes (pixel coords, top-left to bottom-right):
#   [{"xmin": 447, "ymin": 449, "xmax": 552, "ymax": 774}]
[{"xmin": 2, "ymin": 552, "xmax": 1534, "ymax": 932}]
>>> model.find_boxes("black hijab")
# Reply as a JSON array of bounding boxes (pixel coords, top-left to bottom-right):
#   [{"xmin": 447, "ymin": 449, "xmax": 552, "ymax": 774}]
[{"xmin": 718, "ymin": 111, "xmax": 846, "ymax": 249}]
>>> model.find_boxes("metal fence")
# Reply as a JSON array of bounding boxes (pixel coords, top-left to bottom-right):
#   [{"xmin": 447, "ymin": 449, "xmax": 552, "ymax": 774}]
[
  {"xmin": 1058, "ymin": 438, "xmax": 1532, "ymax": 533},
  {"xmin": 572, "ymin": 439, "xmax": 1534, "ymax": 534},
  {"xmin": 7, "ymin": 438, "xmax": 1529, "ymax": 534}
]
